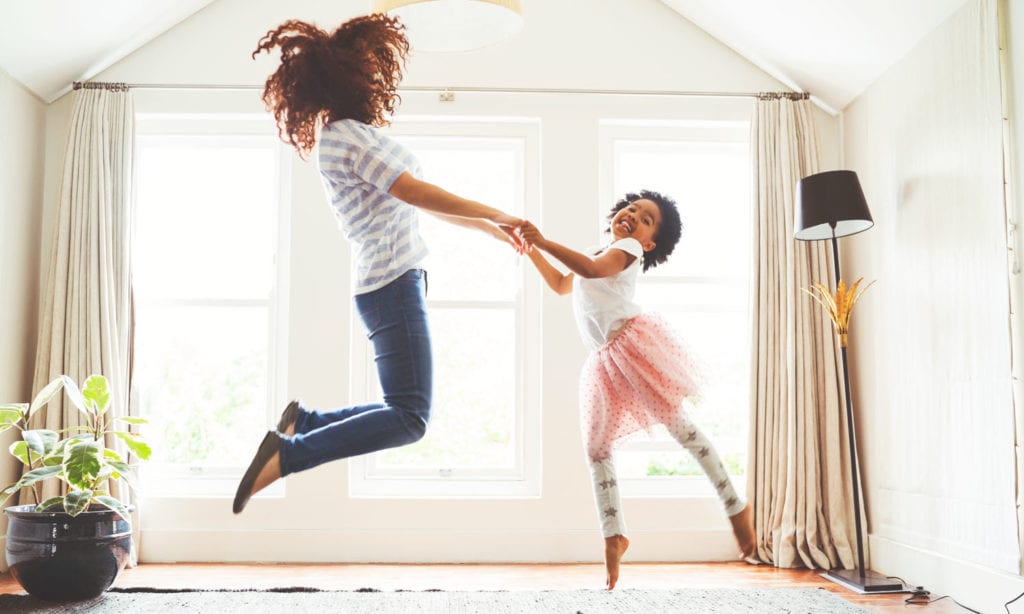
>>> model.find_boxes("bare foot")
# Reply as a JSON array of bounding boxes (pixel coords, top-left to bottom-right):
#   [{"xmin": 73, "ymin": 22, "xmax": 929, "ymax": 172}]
[
  {"xmin": 604, "ymin": 534, "xmax": 630, "ymax": 590},
  {"xmin": 729, "ymin": 504, "xmax": 756, "ymax": 560}
]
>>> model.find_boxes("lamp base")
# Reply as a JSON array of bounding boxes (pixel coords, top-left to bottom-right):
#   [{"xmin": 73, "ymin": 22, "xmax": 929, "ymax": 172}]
[{"xmin": 822, "ymin": 568, "xmax": 904, "ymax": 593}]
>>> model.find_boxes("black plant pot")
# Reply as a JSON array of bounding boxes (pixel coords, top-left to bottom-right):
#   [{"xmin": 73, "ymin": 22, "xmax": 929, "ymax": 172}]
[{"xmin": 4, "ymin": 504, "xmax": 132, "ymax": 602}]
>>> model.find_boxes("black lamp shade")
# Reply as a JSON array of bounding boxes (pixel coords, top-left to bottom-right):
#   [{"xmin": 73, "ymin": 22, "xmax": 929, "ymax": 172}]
[{"xmin": 794, "ymin": 170, "xmax": 874, "ymax": 241}]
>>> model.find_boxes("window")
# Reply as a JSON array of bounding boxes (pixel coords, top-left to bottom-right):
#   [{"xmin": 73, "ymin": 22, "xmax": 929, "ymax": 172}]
[
  {"xmin": 133, "ymin": 115, "xmax": 289, "ymax": 496},
  {"xmin": 348, "ymin": 118, "xmax": 541, "ymax": 497},
  {"xmin": 599, "ymin": 121, "xmax": 751, "ymax": 497}
]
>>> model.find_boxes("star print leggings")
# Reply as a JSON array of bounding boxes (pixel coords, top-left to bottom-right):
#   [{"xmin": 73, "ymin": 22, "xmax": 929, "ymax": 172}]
[
  {"xmin": 587, "ymin": 411, "xmax": 746, "ymax": 538},
  {"xmin": 579, "ymin": 313, "xmax": 746, "ymax": 538}
]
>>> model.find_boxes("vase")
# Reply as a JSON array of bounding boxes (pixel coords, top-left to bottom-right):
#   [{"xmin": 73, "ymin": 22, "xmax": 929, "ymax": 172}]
[{"xmin": 4, "ymin": 504, "xmax": 133, "ymax": 602}]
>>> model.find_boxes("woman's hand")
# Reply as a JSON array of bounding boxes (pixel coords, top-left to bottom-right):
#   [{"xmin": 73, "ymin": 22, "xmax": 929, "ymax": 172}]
[
  {"xmin": 492, "ymin": 212, "xmax": 528, "ymax": 253},
  {"xmin": 518, "ymin": 221, "xmax": 545, "ymax": 249}
]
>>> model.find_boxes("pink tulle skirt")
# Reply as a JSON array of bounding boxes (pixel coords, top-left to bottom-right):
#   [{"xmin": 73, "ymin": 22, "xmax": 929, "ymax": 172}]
[{"xmin": 580, "ymin": 312, "xmax": 705, "ymax": 461}]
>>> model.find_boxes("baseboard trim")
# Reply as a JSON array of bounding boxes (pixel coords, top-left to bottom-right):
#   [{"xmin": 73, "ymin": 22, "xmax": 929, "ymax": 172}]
[
  {"xmin": 138, "ymin": 528, "xmax": 741, "ymax": 564},
  {"xmin": 869, "ymin": 534, "xmax": 1024, "ymax": 613}
]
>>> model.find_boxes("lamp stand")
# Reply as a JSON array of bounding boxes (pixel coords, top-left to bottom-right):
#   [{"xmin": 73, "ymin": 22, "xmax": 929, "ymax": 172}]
[{"xmin": 821, "ymin": 234, "xmax": 902, "ymax": 593}]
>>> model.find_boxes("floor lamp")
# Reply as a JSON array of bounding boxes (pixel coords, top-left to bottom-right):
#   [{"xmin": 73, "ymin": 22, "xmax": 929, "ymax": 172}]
[{"xmin": 794, "ymin": 170, "xmax": 899, "ymax": 593}]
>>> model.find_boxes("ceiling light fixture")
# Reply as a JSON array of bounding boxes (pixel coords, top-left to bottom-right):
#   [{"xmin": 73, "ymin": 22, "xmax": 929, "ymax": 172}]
[{"xmin": 373, "ymin": 0, "xmax": 523, "ymax": 53}]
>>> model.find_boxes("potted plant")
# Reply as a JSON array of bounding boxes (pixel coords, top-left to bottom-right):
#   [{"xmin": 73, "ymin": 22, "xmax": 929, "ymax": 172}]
[{"xmin": 0, "ymin": 374, "xmax": 151, "ymax": 602}]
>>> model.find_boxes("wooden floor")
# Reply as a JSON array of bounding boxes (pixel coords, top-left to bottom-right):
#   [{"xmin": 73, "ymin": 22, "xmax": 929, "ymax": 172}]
[{"xmin": 0, "ymin": 562, "xmax": 964, "ymax": 612}]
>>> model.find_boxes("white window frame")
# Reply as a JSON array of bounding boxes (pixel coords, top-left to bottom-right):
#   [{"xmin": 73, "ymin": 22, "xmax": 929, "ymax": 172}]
[
  {"xmin": 134, "ymin": 114, "xmax": 291, "ymax": 497},
  {"xmin": 348, "ymin": 117, "xmax": 542, "ymax": 498},
  {"xmin": 598, "ymin": 119, "xmax": 751, "ymax": 499}
]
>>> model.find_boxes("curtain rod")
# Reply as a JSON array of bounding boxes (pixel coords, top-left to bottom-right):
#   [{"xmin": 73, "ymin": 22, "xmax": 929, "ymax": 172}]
[{"xmin": 72, "ymin": 81, "xmax": 810, "ymax": 100}]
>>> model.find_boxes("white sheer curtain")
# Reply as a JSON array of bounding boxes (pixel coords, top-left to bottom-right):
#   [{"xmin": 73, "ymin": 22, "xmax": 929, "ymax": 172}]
[
  {"xmin": 747, "ymin": 96, "xmax": 859, "ymax": 569},
  {"xmin": 28, "ymin": 85, "xmax": 137, "ymax": 561}
]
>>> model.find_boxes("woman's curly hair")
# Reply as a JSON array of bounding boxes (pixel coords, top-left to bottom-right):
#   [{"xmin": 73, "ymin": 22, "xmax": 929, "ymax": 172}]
[
  {"xmin": 252, "ymin": 14, "xmax": 410, "ymax": 156},
  {"xmin": 605, "ymin": 190, "xmax": 683, "ymax": 272}
]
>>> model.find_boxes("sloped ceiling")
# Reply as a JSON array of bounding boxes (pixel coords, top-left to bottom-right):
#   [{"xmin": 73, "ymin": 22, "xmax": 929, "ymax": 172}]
[
  {"xmin": 0, "ymin": 0, "xmax": 217, "ymax": 103},
  {"xmin": 0, "ymin": 0, "xmax": 972, "ymax": 110},
  {"xmin": 660, "ymin": 0, "xmax": 972, "ymax": 112}
]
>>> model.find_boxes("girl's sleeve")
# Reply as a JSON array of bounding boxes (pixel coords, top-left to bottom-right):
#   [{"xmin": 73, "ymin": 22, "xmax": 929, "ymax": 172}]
[{"xmin": 609, "ymin": 237, "xmax": 644, "ymax": 259}]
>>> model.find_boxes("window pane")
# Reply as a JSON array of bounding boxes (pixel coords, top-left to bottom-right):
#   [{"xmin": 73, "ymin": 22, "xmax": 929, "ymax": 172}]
[
  {"xmin": 612, "ymin": 137, "xmax": 750, "ymax": 481},
  {"xmin": 135, "ymin": 140, "xmax": 277, "ymax": 301},
  {"xmin": 614, "ymin": 141, "xmax": 749, "ymax": 279},
  {"xmin": 397, "ymin": 137, "xmax": 522, "ymax": 302},
  {"xmin": 355, "ymin": 127, "xmax": 530, "ymax": 489},
  {"xmin": 133, "ymin": 133, "xmax": 281, "ymax": 478},
  {"xmin": 134, "ymin": 305, "xmax": 268, "ymax": 466},
  {"xmin": 374, "ymin": 308, "xmax": 517, "ymax": 470}
]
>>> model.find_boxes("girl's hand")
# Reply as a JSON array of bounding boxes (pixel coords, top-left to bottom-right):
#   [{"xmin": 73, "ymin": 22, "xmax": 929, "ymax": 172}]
[
  {"xmin": 518, "ymin": 221, "xmax": 545, "ymax": 248},
  {"xmin": 492, "ymin": 212, "xmax": 528, "ymax": 253},
  {"xmin": 496, "ymin": 223, "xmax": 527, "ymax": 254}
]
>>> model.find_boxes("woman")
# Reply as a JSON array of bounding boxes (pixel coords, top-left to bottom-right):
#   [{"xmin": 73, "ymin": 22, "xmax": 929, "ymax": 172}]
[{"xmin": 234, "ymin": 14, "xmax": 525, "ymax": 514}]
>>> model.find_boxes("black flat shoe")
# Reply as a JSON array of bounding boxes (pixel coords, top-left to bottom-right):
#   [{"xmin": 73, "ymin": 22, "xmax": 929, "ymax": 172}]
[
  {"xmin": 276, "ymin": 400, "xmax": 301, "ymax": 434},
  {"xmin": 233, "ymin": 430, "xmax": 283, "ymax": 514}
]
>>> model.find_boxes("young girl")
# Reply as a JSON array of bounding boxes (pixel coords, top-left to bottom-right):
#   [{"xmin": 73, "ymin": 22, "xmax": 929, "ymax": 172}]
[
  {"xmin": 519, "ymin": 191, "xmax": 755, "ymax": 589},
  {"xmin": 233, "ymin": 14, "xmax": 525, "ymax": 514}
]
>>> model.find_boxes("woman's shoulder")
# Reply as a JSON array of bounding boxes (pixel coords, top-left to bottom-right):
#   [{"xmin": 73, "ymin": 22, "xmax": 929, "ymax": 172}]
[
  {"xmin": 320, "ymin": 119, "xmax": 383, "ymax": 152},
  {"xmin": 322, "ymin": 118, "xmax": 373, "ymax": 136}
]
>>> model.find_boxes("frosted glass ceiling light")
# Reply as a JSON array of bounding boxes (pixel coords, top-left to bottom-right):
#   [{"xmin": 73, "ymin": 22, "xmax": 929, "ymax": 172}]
[{"xmin": 373, "ymin": 0, "xmax": 523, "ymax": 52}]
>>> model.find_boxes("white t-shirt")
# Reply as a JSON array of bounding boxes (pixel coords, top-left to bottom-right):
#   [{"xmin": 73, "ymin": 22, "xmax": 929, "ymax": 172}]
[
  {"xmin": 317, "ymin": 118, "xmax": 429, "ymax": 295},
  {"xmin": 572, "ymin": 237, "xmax": 645, "ymax": 351}
]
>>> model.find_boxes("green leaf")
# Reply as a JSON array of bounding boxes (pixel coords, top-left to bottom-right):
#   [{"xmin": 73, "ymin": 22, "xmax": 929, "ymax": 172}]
[
  {"xmin": 82, "ymin": 375, "xmax": 111, "ymax": 415},
  {"xmin": 1, "ymin": 481, "xmax": 21, "ymax": 498},
  {"xmin": 18, "ymin": 465, "xmax": 63, "ymax": 489},
  {"xmin": 107, "ymin": 461, "xmax": 137, "ymax": 489},
  {"xmin": 103, "ymin": 447, "xmax": 125, "ymax": 462},
  {"xmin": 9, "ymin": 441, "xmax": 30, "ymax": 465},
  {"xmin": 108, "ymin": 460, "xmax": 133, "ymax": 475},
  {"xmin": 93, "ymin": 495, "xmax": 131, "ymax": 525},
  {"xmin": 64, "ymin": 440, "xmax": 102, "ymax": 489},
  {"xmin": 35, "ymin": 497, "xmax": 65, "ymax": 512},
  {"xmin": 42, "ymin": 455, "xmax": 63, "ymax": 467},
  {"xmin": 28, "ymin": 377, "xmax": 66, "ymax": 417},
  {"xmin": 60, "ymin": 375, "xmax": 89, "ymax": 418},
  {"xmin": 113, "ymin": 416, "xmax": 148, "ymax": 426},
  {"xmin": 96, "ymin": 465, "xmax": 117, "ymax": 483},
  {"xmin": 22, "ymin": 430, "xmax": 60, "ymax": 457},
  {"xmin": 0, "ymin": 405, "xmax": 27, "ymax": 429},
  {"xmin": 114, "ymin": 432, "xmax": 152, "ymax": 461},
  {"xmin": 64, "ymin": 490, "xmax": 93, "ymax": 516},
  {"xmin": 0, "ymin": 404, "xmax": 26, "ymax": 435}
]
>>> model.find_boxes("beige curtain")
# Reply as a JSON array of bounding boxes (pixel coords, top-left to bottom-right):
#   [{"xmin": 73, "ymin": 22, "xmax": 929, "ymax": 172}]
[
  {"xmin": 747, "ymin": 96, "xmax": 859, "ymax": 569},
  {"xmin": 28, "ymin": 86, "xmax": 137, "ymax": 562}
]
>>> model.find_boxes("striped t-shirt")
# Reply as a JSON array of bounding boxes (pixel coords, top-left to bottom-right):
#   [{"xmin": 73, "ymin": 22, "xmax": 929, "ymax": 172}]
[{"xmin": 317, "ymin": 118, "xmax": 428, "ymax": 295}]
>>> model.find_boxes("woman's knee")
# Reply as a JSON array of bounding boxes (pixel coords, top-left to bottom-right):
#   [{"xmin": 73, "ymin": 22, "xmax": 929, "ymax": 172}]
[{"xmin": 399, "ymin": 401, "xmax": 430, "ymax": 443}]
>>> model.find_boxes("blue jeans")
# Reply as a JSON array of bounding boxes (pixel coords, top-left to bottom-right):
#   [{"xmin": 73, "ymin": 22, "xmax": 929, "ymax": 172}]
[{"xmin": 278, "ymin": 269, "xmax": 432, "ymax": 476}]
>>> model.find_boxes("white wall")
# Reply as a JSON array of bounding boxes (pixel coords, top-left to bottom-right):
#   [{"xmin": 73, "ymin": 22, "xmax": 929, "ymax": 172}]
[
  {"xmin": 0, "ymin": 68, "xmax": 45, "ymax": 490},
  {"xmin": 36, "ymin": 0, "xmax": 840, "ymax": 564},
  {"xmin": 1005, "ymin": 0, "xmax": 1024, "ymax": 579},
  {"xmin": 0, "ymin": 67, "xmax": 46, "ymax": 557},
  {"xmin": 844, "ymin": 0, "xmax": 1024, "ymax": 610}
]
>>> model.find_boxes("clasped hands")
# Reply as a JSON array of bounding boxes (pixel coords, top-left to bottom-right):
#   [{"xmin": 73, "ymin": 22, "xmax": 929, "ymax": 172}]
[{"xmin": 495, "ymin": 218, "xmax": 545, "ymax": 255}]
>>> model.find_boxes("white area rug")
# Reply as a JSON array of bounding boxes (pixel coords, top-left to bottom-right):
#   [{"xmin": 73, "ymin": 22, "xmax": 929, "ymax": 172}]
[{"xmin": 0, "ymin": 586, "xmax": 870, "ymax": 613}]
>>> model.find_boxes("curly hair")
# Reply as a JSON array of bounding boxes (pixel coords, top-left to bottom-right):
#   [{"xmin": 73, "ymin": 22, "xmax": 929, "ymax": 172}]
[
  {"xmin": 252, "ymin": 14, "xmax": 410, "ymax": 156},
  {"xmin": 605, "ymin": 190, "xmax": 682, "ymax": 272}
]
